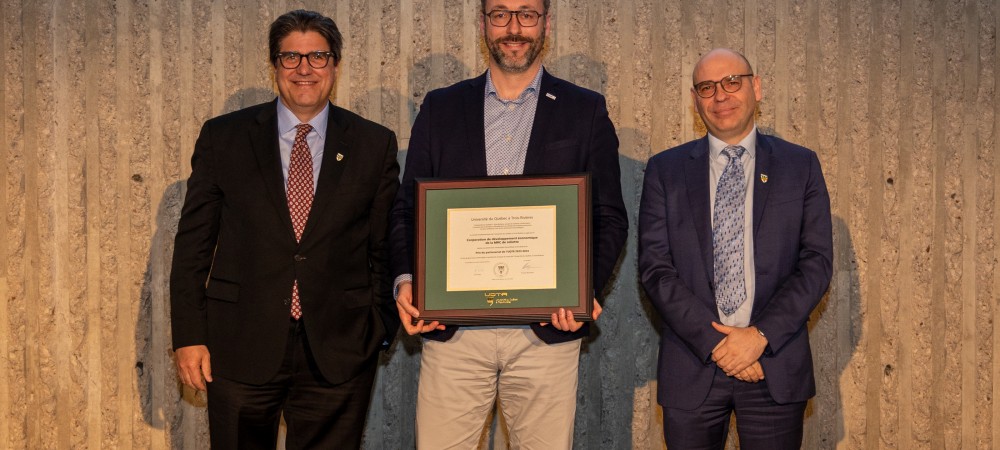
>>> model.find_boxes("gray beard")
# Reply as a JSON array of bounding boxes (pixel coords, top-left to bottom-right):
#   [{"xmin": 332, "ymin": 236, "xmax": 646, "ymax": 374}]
[{"xmin": 487, "ymin": 34, "xmax": 545, "ymax": 74}]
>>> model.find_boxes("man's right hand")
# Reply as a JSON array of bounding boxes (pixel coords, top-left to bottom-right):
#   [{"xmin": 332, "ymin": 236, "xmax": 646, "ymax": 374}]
[
  {"xmin": 396, "ymin": 282, "xmax": 445, "ymax": 335},
  {"xmin": 174, "ymin": 345, "xmax": 212, "ymax": 391}
]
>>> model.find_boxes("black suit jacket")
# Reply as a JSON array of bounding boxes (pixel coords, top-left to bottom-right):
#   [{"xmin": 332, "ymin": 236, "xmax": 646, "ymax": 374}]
[
  {"xmin": 389, "ymin": 69, "xmax": 629, "ymax": 344},
  {"xmin": 170, "ymin": 100, "xmax": 400, "ymax": 385},
  {"xmin": 638, "ymin": 132, "xmax": 833, "ymax": 408}
]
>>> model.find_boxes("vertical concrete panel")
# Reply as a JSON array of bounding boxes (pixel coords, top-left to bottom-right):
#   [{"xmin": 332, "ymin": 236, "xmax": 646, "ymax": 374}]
[
  {"xmin": 993, "ymin": 2, "xmax": 1000, "ymax": 447},
  {"xmin": 0, "ymin": 0, "xmax": 9, "ymax": 446},
  {"xmin": 21, "ymin": 1, "xmax": 45, "ymax": 449},
  {"xmin": 960, "ymin": 3, "xmax": 982, "ymax": 450}
]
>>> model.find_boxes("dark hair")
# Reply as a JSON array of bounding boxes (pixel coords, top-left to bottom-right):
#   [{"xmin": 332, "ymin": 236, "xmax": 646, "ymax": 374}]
[
  {"xmin": 480, "ymin": 0, "xmax": 551, "ymax": 13},
  {"xmin": 268, "ymin": 10, "xmax": 343, "ymax": 66}
]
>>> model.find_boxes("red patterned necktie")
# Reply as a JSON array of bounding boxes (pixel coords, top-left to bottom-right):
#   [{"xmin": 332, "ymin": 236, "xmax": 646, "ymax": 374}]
[{"xmin": 287, "ymin": 123, "xmax": 314, "ymax": 319}]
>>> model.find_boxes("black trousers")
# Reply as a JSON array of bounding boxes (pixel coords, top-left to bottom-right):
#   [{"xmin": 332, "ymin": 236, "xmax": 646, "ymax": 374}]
[
  {"xmin": 662, "ymin": 367, "xmax": 807, "ymax": 450},
  {"xmin": 207, "ymin": 319, "xmax": 377, "ymax": 450}
]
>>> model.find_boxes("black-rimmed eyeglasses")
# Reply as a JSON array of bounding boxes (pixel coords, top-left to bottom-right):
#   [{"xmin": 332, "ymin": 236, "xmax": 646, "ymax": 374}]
[
  {"xmin": 693, "ymin": 73, "xmax": 754, "ymax": 98},
  {"xmin": 484, "ymin": 9, "xmax": 545, "ymax": 27},
  {"xmin": 275, "ymin": 51, "xmax": 336, "ymax": 69}
]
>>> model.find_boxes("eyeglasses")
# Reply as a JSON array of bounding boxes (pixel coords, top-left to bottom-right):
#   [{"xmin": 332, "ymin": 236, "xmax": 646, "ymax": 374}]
[
  {"xmin": 693, "ymin": 74, "xmax": 754, "ymax": 98},
  {"xmin": 275, "ymin": 51, "xmax": 336, "ymax": 69},
  {"xmin": 484, "ymin": 9, "xmax": 545, "ymax": 27}
]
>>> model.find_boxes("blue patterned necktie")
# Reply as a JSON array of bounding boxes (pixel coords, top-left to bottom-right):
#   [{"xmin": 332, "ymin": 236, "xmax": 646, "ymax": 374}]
[{"xmin": 713, "ymin": 145, "xmax": 746, "ymax": 316}]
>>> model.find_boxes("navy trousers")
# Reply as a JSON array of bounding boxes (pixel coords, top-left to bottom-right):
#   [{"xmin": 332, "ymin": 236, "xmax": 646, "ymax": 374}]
[{"xmin": 662, "ymin": 367, "xmax": 807, "ymax": 450}]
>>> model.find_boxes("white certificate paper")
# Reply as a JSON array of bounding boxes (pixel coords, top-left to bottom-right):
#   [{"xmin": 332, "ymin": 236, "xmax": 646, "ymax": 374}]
[{"xmin": 446, "ymin": 205, "xmax": 557, "ymax": 292}]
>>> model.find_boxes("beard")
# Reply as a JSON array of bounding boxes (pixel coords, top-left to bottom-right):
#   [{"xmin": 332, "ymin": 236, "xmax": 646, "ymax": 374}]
[{"xmin": 486, "ymin": 31, "xmax": 546, "ymax": 74}]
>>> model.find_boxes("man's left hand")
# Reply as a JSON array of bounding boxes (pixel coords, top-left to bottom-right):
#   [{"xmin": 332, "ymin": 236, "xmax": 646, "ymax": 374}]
[
  {"xmin": 710, "ymin": 322, "xmax": 768, "ymax": 375},
  {"xmin": 541, "ymin": 299, "xmax": 602, "ymax": 332}
]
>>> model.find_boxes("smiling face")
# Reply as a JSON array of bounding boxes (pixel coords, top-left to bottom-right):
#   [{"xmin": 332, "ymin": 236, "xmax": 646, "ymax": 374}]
[
  {"xmin": 482, "ymin": 0, "xmax": 550, "ymax": 74},
  {"xmin": 274, "ymin": 31, "xmax": 337, "ymax": 122},
  {"xmin": 691, "ymin": 49, "xmax": 762, "ymax": 144}
]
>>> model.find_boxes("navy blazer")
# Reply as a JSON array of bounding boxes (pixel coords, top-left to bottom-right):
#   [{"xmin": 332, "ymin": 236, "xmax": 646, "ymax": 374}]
[
  {"xmin": 638, "ymin": 132, "xmax": 833, "ymax": 409},
  {"xmin": 390, "ymin": 69, "xmax": 629, "ymax": 344},
  {"xmin": 170, "ymin": 100, "xmax": 401, "ymax": 385}
]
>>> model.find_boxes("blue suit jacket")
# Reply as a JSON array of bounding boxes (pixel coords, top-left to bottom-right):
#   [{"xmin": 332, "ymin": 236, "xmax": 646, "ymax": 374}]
[
  {"xmin": 638, "ymin": 132, "xmax": 832, "ymax": 409},
  {"xmin": 390, "ymin": 69, "xmax": 628, "ymax": 344}
]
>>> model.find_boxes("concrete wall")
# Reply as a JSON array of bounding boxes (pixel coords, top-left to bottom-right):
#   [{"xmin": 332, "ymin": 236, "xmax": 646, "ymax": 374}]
[{"xmin": 2, "ymin": 0, "xmax": 998, "ymax": 448}]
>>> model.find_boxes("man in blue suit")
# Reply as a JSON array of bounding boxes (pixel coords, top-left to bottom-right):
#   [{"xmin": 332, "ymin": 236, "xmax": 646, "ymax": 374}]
[
  {"xmin": 638, "ymin": 48, "xmax": 833, "ymax": 449},
  {"xmin": 389, "ymin": 0, "xmax": 627, "ymax": 447}
]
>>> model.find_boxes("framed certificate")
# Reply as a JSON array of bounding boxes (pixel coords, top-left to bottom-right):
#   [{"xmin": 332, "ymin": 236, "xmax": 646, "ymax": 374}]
[{"xmin": 414, "ymin": 174, "xmax": 592, "ymax": 325}]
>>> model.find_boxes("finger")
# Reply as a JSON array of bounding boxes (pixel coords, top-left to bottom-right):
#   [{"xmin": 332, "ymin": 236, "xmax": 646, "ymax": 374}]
[
  {"xmin": 592, "ymin": 299, "xmax": 603, "ymax": 321},
  {"xmin": 712, "ymin": 337, "xmax": 727, "ymax": 353},
  {"xmin": 396, "ymin": 295, "xmax": 420, "ymax": 317},
  {"xmin": 184, "ymin": 366, "xmax": 206, "ymax": 391},
  {"xmin": 201, "ymin": 353, "xmax": 213, "ymax": 383},
  {"xmin": 563, "ymin": 309, "xmax": 583, "ymax": 332},
  {"xmin": 711, "ymin": 321, "xmax": 732, "ymax": 334},
  {"xmin": 404, "ymin": 319, "xmax": 425, "ymax": 335}
]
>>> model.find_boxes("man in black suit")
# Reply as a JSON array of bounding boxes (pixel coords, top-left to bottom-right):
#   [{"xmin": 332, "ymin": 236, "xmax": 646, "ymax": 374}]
[
  {"xmin": 390, "ymin": 0, "xmax": 628, "ymax": 447},
  {"xmin": 170, "ymin": 10, "xmax": 399, "ymax": 449}
]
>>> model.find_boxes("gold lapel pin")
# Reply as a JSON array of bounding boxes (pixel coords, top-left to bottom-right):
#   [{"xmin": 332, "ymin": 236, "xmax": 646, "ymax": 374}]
[
  {"xmin": 760, "ymin": 174, "xmax": 768, "ymax": 183},
  {"xmin": 336, "ymin": 153, "xmax": 344, "ymax": 161}
]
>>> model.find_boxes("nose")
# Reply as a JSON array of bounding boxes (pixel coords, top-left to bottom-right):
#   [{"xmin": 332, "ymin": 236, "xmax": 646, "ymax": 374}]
[
  {"xmin": 296, "ymin": 60, "xmax": 313, "ymax": 75},
  {"xmin": 507, "ymin": 16, "xmax": 523, "ymax": 34},
  {"xmin": 713, "ymin": 84, "xmax": 729, "ymax": 101}
]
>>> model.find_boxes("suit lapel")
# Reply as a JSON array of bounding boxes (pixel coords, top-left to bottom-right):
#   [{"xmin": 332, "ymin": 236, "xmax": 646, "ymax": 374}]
[
  {"xmin": 250, "ymin": 101, "xmax": 297, "ymax": 242},
  {"xmin": 523, "ymin": 69, "xmax": 556, "ymax": 175},
  {"xmin": 464, "ymin": 74, "xmax": 489, "ymax": 175},
  {"xmin": 686, "ymin": 137, "xmax": 715, "ymax": 287},
  {"xmin": 300, "ymin": 103, "xmax": 350, "ymax": 243},
  {"xmin": 752, "ymin": 131, "xmax": 772, "ymax": 239}
]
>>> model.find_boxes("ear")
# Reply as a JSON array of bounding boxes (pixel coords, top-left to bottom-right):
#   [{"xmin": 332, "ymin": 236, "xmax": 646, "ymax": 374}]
[{"xmin": 752, "ymin": 75, "xmax": 762, "ymax": 102}]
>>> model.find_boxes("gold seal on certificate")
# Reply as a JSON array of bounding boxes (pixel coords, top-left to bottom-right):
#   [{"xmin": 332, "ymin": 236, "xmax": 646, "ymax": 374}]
[
  {"xmin": 413, "ymin": 175, "xmax": 593, "ymax": 325},
  {"xmin": 446, "ymin": 206, "xmax": 557, "ymax": 292}
]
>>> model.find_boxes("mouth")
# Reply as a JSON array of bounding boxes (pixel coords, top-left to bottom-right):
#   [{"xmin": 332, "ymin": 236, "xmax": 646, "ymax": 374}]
[
  {"xmin": 497, "ymin": 36, "xmax": 533, "ymax": 50},
  {"xmin": 712, "ymin": 105, "xmax": 739, "ymax": 117}
]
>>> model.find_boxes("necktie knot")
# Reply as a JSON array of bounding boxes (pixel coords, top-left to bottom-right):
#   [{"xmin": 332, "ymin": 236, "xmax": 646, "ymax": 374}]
[
  {"xmin": 295, "ymin": 123, "xmax": 313, "ymax": 138},
  {"xmin": 722, "ymin": 145, "xmax": 745, "ymax": 161}
]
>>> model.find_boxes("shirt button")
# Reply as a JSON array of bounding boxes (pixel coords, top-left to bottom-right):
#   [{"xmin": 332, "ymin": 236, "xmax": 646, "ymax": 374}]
[
  {"xmin": 508, "ymin": 104, "xmax": 516, "ymax": 111},
  {"xmin": 503, "ymin": 168, "xmax": 510, "ymax": 175},
  {"xmin": 505, "ymin": 135, "xmax": 512, "ymax": 142}
]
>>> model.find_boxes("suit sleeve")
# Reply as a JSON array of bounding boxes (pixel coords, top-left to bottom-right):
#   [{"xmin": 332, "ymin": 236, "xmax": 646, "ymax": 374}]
[
  {"xmin": 389, "ymin": 93, "xmax": 435, "ymax": 281},
  {"xmin": 369, "ymin": 129, "xmax": 402, "ymax": 346},
  {"xmin": 638, "ymin": 159, "xmax": 725, "ymax": 362},
  {"xmin": 752, "ymin": 152, "xmax": 833, "ymax": 354},
  {"xmin": 169, "ymin": 121, "xmax": 223, "ymax": 350},
  {"xmin": 587, "ymin": 96, "xmax": 628, "ymax": 299}
]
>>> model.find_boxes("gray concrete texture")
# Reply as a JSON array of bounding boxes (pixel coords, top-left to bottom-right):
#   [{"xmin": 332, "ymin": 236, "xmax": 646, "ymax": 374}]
[{"xmin": 2, "ymin": 0, "xmax": 999, "ymax": 448}]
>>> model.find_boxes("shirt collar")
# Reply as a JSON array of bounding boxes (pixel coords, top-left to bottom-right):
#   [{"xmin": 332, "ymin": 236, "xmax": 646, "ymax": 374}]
[
  {"xmin": 485, "ymin": 66, "xmax": 544, "ymax": 103},
  {"xmin": 708, "ymin": 125, "xmax": 757, "ymax": 160},
  {"xmin": 277, "ymin": 99, "xmax": 330, "ymax": 140}
]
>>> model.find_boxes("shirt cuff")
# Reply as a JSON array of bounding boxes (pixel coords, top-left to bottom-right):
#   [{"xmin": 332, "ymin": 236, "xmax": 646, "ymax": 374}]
[{"xmin": 393, "ymin": 274, "xmax": 413, "ymax": 300}]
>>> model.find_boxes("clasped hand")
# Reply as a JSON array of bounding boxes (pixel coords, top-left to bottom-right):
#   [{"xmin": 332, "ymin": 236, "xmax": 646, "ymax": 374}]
[{"xmin": 711, "ymin": 322, "xmax": 768, "ymax": 383}]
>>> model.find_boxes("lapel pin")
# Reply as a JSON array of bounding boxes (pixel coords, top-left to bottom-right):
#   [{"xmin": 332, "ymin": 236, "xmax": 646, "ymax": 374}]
[
  {"xmin": 545, "ymin": 93, "xmax": 556, "ymax": 100},
  {"xmin": 760, "ymin": 174, "xmax": 768, "ymax": 183},
  {"xmin": 336, "ymin": 153, "xmax": 344, "ymax": 162}
]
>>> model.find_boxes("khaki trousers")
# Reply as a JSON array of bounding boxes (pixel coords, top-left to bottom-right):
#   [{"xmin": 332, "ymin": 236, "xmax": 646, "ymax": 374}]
[{"xmin": 415, "ymin": 327, "xmax": 582, "ymax": 450}]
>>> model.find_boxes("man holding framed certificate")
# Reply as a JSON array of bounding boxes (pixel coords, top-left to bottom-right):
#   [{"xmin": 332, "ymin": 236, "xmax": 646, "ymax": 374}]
[{"xmin": 389, "ymin": 0, "xmax": 627, "ymax": 447}]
